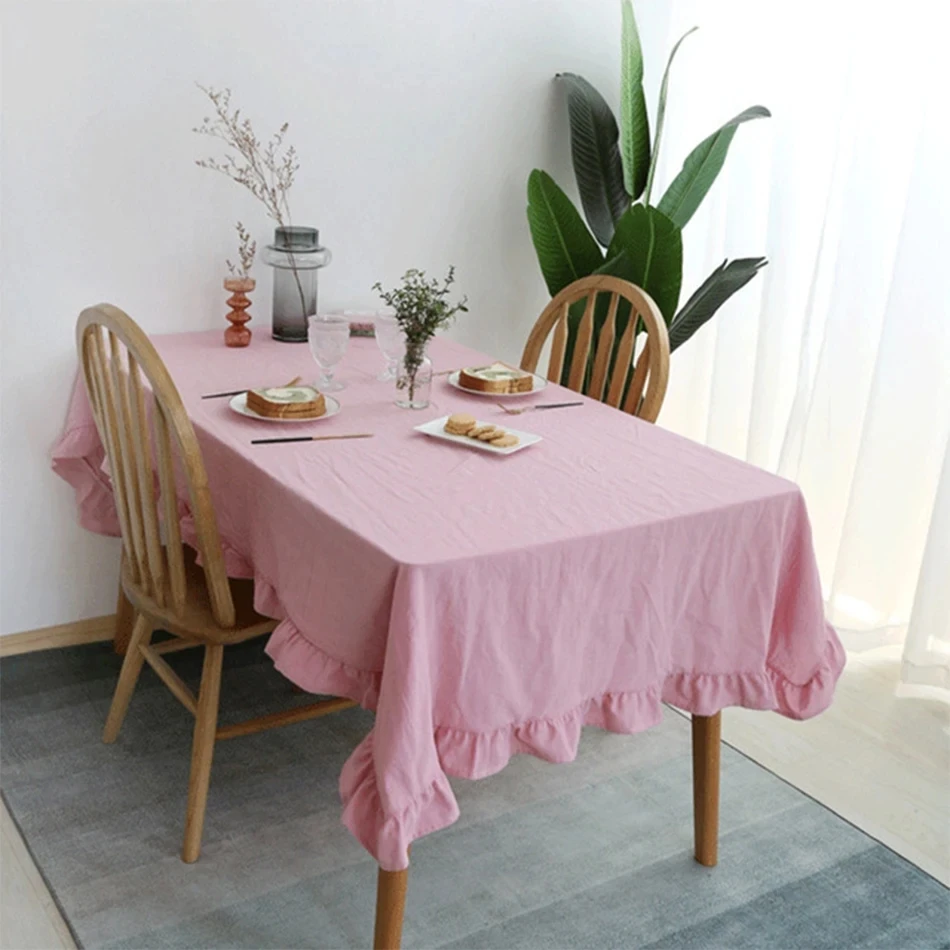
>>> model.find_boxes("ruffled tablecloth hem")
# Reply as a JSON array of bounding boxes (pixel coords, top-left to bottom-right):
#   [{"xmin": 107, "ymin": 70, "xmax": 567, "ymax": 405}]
[
  {"xmin": 339, "ymin": 733, "xmax": 461, "ymax": 870},
  {"xmin": 267, "ymin": 617, "xmax": 847, "ymax": 871},
  {"xmin": 51, "ymin": 424, "xmax": 121, "ymax": 537},
  {"xmin": 263, "ymin": 609, "xmax": 382, "ymax": 711}
]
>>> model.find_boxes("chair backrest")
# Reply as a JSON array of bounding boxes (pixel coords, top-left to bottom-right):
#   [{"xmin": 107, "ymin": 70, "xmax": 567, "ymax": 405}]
[
  {"xmin": 76, "ymin": 304, "xmax": 236, "ymax": 627},
  {"xmin": 520, "ymin": 275, "xmax": 670, "ymax": 423}
]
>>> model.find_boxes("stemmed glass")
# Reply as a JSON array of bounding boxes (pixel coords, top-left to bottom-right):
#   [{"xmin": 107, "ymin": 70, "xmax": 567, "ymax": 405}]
[
  {"xmin": 307, "ymin": 316, "xmax": 350, "ymax": 393},
  {"xmin": 373, "ymin": 311, "xmax": 404, "ymax": 382}
]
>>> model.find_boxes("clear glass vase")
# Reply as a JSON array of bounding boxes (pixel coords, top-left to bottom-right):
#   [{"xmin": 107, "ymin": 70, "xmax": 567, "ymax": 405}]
[
  {"xmin": 261, "ymin": 227, "xmax": 331, "ymax": 342},
  {"xmin": 395, "ymin": 345, "xmax": 432, "ymax": 409}
]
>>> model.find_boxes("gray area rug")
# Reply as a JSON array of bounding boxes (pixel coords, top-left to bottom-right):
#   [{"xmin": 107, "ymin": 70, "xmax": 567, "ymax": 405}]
[{"xmin": 2, "ymin": 640, "xmax": 947, "ymax": 949}]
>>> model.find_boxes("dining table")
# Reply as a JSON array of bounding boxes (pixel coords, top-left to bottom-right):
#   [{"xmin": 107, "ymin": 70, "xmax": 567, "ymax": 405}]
[{"xmin": 51, "ymin": 326, "xmax": 845, "ymax": 948}]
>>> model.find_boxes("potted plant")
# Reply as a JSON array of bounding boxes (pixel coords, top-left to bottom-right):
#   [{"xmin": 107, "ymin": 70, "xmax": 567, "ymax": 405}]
[
  {"xmin": 373, "ymin": 267, "xmax": 468, "ymax": 409},
  {"xmin": 527, "ymin": 1, "xmax": 769, "ymax": 382}
]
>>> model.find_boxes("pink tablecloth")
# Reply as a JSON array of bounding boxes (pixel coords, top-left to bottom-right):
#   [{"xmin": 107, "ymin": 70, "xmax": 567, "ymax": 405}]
[{"xmin": 52, "ymin": 329, "xmax": 844, "ymax": 870}]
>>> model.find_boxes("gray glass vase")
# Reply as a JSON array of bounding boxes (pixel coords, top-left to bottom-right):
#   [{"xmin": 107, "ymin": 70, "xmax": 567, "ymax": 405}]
[{"xmin": 261, "ymin": 227, "xmax": 331, "ymax": 342}]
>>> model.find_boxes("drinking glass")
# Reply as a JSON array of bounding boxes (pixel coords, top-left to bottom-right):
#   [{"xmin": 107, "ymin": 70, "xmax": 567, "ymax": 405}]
[
  {"xmin": 307, "ymin": 316, "xmax": 350, "ymax": 392},
  {"xmin": 373, "ymin": 311, "xmax": 404, "ymax": 381}
]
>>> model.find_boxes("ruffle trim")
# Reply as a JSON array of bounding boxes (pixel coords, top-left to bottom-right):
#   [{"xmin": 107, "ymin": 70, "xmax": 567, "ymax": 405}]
[
  {"xmin": 436, "ymin": 632, "xmax": 847, "ymax": 782},
  {"xmin": 263, "ymin": 609, "xmax": 381, "ymax": 711},
  {"xmin": 50, "ymin": 424, "xmax": 121, "ymax": 537},
  {"xmin": 767, "ymin": 633, "xmax": 847, "ymax": 721},
  {"xmin": 339, "ymin": 732, "xmax": 460, "ymax": 870},
  {"xmin": 268, "ymin": 617, "xmax": 846, "ymax": 870}
]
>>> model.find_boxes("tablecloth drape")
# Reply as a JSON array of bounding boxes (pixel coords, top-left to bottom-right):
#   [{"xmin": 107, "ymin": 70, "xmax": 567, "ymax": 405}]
[{"xmin": 53, "ymin": 330, "xmax": 844, "ymax": 869}]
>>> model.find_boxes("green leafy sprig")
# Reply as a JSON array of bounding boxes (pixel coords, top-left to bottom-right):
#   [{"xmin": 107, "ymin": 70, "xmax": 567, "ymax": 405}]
[{"xmin": 373, "ymin": 267, "xmax": 468, "ymax": 382}]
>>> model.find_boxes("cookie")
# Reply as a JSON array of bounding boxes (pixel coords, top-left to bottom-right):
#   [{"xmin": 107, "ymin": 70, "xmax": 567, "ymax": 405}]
[
  {"xmin": 444, "ymin": 412, "xmax": 477, "ymax": 435},
  {"xmin": 475, "ymin": 426, "xmax": 503, "ymax": 441},
  {"xmin": 467, "ymin": 424, "xmax": 496, "ymax": 440},
  {"xmin": 490, "ymin": 434, "xmax": 519, "ymax": 448}
]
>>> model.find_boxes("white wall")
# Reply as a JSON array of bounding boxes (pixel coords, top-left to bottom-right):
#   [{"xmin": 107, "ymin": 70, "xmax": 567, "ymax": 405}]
[{"xmin": 0, "ymin": 0, "xmax": 670, "ymax": 634}]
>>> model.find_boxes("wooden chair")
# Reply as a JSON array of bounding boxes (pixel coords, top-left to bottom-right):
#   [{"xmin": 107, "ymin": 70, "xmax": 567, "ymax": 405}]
[
  {"xmin": 77, "ymin": 303, "xmax": 356, "ymax": 863},
  {"xmin": 520, "ymin": 275, "xmax": 670, "ymax": 422}
]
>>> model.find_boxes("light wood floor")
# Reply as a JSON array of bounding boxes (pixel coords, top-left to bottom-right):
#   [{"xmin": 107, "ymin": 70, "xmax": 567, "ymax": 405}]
[
  {"xmin": 1, "ymin": 803, "xmax": 75, "ymax": 949},
  {"xmin": 723, "ymin": 643, "xmax": 950, "ymax": 886},
  {"xmin": 1, "ymin": 645, "xmax": 947, "ymax": 948}
]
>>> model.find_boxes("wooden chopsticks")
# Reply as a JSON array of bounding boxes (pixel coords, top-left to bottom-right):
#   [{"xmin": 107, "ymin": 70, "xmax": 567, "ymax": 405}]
[
  {"xmin": 203, "ymin": 376, "xmax": 302, "ymax": 399},
  {"xmin": 202, "ymin": 387, "xmax": 250, "ymax": 400}
]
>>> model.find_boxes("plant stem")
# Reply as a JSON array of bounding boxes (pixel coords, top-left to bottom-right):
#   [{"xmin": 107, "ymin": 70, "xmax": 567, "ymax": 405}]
[
  {"xmin": 287, "ymin": 251, "xmax": 310, "ymax": 322},
  {"xmin": 273, "ymin": 211, "xmax": 309, "ymax": 322},
  {"xmin": 277, "ymin": 194, "xmax": 310, "ymax": 322},
  {"xmin": 404, "ymin": 342, "xmax": 423, "ymax": 403}
]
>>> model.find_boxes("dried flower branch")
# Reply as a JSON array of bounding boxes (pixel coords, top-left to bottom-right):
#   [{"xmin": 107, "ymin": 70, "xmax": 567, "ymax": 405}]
[
  {"xmin": 193, "ymin": 85, "xmax": 298, "ymax": 225},
  {"xmin": 194, "ymin": 84, "xmax": 307, "ymax": 313},
  {"xmin": 226, "ymin": 221, "xmax": 257, "ymax": 279}
]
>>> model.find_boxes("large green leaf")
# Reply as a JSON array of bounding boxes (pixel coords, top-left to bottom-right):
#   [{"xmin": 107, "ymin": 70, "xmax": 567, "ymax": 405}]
[
  {"xmin": 526, "ymin": 169, "xmax": 604, "ymax": 296},
  {"xmin": 669, "ymin": 257, "xmax": 767, "ymax": 350},
  {"xmin": 593, "ymin": 249, "xmax": 633, "ymax": 280},
  {"xmin": 557, "ymin": 73, "xmax": 629, "ymax": 247},
  {"xmin": 606, "ymin": 204, "xmax": 683, "ymax": 322},
  {"xmin": 619, "ymin": 0, "xmax": 650, "ymax": 199},
  {"xmin": 642, "ymin": 26, "xmax": 697, "ymax": 205},
  {"xmin": 657, "ymin": 106, "xmax": 771, "ymax": 228}
]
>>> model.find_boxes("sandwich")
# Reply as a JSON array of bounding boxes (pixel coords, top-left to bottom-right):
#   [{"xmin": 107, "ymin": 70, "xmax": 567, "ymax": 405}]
[
  {"xmin": 245, "ymin": 385, "xmax": 326, "ymax": 419},
  {"xmin": 458, "ymin": 361, "xmax": 534, "ymax": 394}
]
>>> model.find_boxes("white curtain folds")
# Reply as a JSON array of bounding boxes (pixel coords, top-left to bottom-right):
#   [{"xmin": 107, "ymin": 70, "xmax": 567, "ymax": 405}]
[{"xmin": 642, "ymin": 0, "xmax": 950, "ymax": 691}]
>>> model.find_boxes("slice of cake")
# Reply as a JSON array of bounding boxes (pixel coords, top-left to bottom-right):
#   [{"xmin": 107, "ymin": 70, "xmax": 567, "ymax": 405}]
[
  {"xmin": 458, "ymin": 361, "xmax": 534, "ymax": 394},
  {"xmin": 246, "ymin": 385, "xmax": 327, "ymax": 419}
]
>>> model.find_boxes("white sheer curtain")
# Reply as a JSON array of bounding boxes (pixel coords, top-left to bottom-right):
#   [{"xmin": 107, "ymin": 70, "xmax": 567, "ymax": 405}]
[{"xmin": 643, "ymin": 0, "xmax": 950, "ymax": 691}]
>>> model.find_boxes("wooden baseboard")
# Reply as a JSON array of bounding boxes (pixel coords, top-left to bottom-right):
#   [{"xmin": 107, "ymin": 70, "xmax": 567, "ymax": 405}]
[{"xmin": 0, "ymin": 615, "xmax": 116, "ymax": 658}]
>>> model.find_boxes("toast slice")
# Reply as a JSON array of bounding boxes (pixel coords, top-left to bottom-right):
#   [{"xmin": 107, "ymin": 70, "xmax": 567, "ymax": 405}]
[
  {"xmin": 245, "ymin": 385, "xmax": 327, "ymax": 419},
  {"xmin": 458, "ymin": 361, "xmax": 534, "ymax": 394}
]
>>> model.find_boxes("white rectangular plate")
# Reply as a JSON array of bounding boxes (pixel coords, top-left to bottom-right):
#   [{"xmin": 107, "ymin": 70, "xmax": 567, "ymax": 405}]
[{"xmin": 414, "ymin": 416, "xmax": 542, "ymax": 456}]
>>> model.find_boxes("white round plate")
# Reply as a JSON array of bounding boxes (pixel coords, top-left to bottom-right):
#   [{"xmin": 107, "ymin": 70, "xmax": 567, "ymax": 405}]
[
  {"xmin": 228, "ymin": 392, "xmax": 341, "ymax": 423},
  {"xmin": 446, "ymin": 369, "xmax": 548, "ymax": 398}
]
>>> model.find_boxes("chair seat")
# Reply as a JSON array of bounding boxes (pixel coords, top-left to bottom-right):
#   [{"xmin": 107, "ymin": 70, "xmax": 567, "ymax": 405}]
[{"xmin": 122, "ymin": 544, "xmax": 276, "ymax": 644}]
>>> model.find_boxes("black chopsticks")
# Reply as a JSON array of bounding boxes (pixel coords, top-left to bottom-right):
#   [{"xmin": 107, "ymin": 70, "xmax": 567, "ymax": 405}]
[{"xmin": 251, "ymin": 433, "xmax": 374, "ymax": 445}]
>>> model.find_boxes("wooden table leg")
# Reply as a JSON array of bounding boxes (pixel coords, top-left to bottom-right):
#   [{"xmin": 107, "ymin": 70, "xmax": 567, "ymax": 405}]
[
  {"xmin": 692, "ymin": 711, "xmax": 721, "ymax": 867},
  {"xmin": 374, "ymin": 865, "xmax": 409, "ymax": 950},
  {"xmin": 114, "ymin": 580, "xmax": 135, "ymax": 656}
]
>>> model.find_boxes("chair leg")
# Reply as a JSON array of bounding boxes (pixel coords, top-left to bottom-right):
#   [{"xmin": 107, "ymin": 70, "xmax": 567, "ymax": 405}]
[
  {"xmin": 103, "ymin": 614, "xmax": 151, "ymax": 743},
  {"xmin": 114, "ymin": 581, "xmax": 136, "ymax": 656},
  {"xmin": 691, "ymin": 711, "xmax": 722, "ymax": 867},
  {"xmin": 181, "ymin": 643, "xmax": 224, "ymax": 864},
  {"xmin": 374, "ymin": 865, "xmax": 409, "ymax": 950}
]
